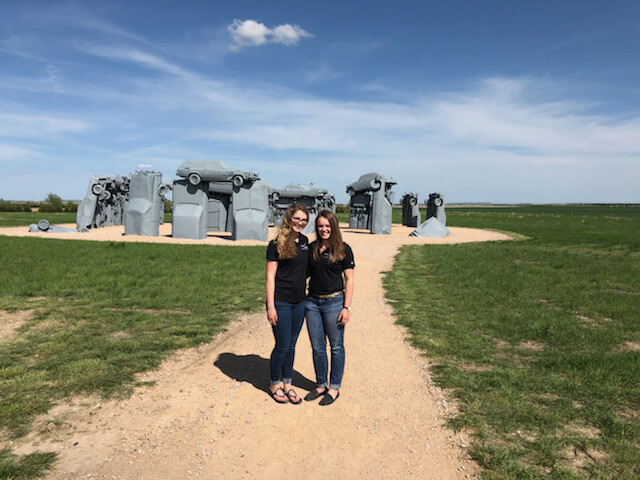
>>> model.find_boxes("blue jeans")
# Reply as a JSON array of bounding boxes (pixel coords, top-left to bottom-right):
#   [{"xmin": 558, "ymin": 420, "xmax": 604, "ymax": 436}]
[
  {"xmin": 305, "ymin": 294, "xmax": 345, "ymax": 389},
  {"xmin": 270, "ymin": 300, "xmax": 306, "ymax": 385}
]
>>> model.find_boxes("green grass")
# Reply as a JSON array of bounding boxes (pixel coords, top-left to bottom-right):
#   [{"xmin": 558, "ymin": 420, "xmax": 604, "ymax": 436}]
[
  {"xmin": 384, "ymin": 205, "xmax": 640, "ymax": 479},
  {"xmin": 0, "ymin": 450, "xmax": 56, "ymax": 480},
  {"xmin": 0, "ymin": 212, "xmax": 77, "ymax": 227},
  {"xmin": 0, "ymin": 212, "xmax": 173, "ymax": 227},
  {"xmin": 0, "ymin": 237, "xmax": 264, "ymax": 478}
]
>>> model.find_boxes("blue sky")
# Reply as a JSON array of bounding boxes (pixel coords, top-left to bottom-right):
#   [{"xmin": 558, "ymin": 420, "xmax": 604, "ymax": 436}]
[{"xmin": 1, "ymin": 0, "xmax": 639, "ymax": 203}]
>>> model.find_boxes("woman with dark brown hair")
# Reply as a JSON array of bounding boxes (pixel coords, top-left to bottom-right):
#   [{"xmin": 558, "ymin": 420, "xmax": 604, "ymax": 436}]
[
  {"xmin": 265, "ymin": 203, "xmax": 310, "ymax": 404},
  {"xmin": 304, "ymin": 210, "xmax": 355, "ymax": 406}
]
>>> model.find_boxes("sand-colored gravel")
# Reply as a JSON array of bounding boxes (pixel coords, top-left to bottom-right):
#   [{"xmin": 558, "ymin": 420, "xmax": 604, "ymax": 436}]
[{"xmin": 5, "ymin": 224, "xmax": 512, "ymax": 479}]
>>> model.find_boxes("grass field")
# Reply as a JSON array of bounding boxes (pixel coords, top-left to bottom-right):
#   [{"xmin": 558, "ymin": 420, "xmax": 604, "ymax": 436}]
[
  {"xmin": 384, "ymin": 205, "xmax": 640, "ymax": 479},
  {"xmin": 0, "ymin": 212, "xmax": 174, "ymax": 228},
  {"xmin": 0, "ymin": 237, "xmax": 264, "ymax": 478},
  {"xmin": 1, "ymin": 206, "xmax": 638, "ymax": 479}
]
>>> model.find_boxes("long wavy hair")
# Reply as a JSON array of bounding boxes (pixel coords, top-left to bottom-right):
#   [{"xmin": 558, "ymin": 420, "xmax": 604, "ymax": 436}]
[
  {"xmin": 312, "ymin": 210, "xmax": 345, "ymax": 264},
  {"xmin": 275, "ymin": 203, "xmax": 309, "ymax": 259}
]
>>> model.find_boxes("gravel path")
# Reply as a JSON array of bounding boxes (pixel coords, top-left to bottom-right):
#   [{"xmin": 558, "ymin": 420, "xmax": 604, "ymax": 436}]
[{"xmin": 6, "ymin": 224, "xmax": 511, "ymax": 479}]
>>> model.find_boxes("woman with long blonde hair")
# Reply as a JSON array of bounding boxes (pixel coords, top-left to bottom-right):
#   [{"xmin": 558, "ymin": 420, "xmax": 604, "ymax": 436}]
[
  {"xmin": 304, "ymin": 210, "xmax": 355, "ymax": 406},
  {"xmin": 265, "ymin": 203, "xmax": 310, "ymax": 404}
]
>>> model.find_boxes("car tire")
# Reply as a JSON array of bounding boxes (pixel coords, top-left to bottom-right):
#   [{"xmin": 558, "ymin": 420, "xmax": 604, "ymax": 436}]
[
  {"xmin": 158, "ymin": 184, "xmax": 170, "ymax": 196},
  {"xmin": 188, "ymin": 173, "xmax": 201, "ymax": 186},
  {"xmin": 232, "ymin": 175, "xmax": 244, "ymax": 187},
  {"xmin": 92, "ymin": 184, "xmax": 104, "ymax": 196}
]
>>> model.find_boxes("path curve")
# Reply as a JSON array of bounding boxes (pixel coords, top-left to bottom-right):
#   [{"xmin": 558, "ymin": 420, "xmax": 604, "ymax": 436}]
[{"xmin": 9, "ymin": 224, "xmax": 511, "ymax": 479}]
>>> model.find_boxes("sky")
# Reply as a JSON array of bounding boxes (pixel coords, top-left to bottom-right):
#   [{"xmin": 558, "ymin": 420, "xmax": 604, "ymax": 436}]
[{"xmin": 0, "ymin": 0, "xmax": 639, "ymax": 203}]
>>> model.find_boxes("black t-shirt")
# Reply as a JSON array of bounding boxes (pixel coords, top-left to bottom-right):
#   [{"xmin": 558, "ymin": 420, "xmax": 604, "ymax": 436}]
[
  {"xmin": 266, "ymin": 234, "xmax": 309, "ymax": 303},
  {"xmin": 308, "ymin": 241, "xmax": 355, "ymax": 296}
]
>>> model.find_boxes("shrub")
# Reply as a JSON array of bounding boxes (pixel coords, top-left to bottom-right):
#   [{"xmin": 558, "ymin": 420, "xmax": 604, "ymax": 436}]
[
  {"xmin": 0, "ymin": 199, "xmax": 31, "ymax": 212},
  {"xmin": 39, "ymin": 194, "xmax": 77, "ymax": 213}
]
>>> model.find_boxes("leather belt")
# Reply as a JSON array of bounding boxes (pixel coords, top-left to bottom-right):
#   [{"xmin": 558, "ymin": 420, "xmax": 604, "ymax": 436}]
[{"xmin": 312, "ymin": 290, "xmax": 344, "ymax": 299}]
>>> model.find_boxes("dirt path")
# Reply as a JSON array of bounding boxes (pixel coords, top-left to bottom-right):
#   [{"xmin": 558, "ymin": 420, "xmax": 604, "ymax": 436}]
[{"xmin": 7, "ymin": 225, "xmax": 511, "ymax": 479}]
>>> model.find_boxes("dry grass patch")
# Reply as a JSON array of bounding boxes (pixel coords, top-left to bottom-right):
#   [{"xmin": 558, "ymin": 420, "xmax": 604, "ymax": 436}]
[
  {"xmin": 103, "ymin": 307, "xmax": 191, "ymax": 316},
  {"xmin": 560, "ymin": 444, "xmax": 606, "ymax": 474},
  {"xmin": 26, "ymin": 296, "xmax": 49, "ymax": 302},
  {"xmin": 618, "ymin": 407, "xmax": 639, "ymax": 420},
  {"xmin": 110, "ymin": 331, "xmax": 133, "ymax": 339},
  {"xmin": 615, "ymin": 341, "xmax": 640, "ymax": 352},
  {"xmin": 574, "ymin": 313, "xmax": 607, "ymax": 328},
  {"xmin": 608, "ymin": 288, "xmax": 639, "ymax": 296},
  {"xmin": 0, "ymin": 309, "xmax": 33, "ymax": 342},
  {"xmin": 566, "ymin": 423, "xmax": 601, "ymax": 440},
  {"xmin": 518, "ymin": 340, "xmax": 545, "ymax": 351}
]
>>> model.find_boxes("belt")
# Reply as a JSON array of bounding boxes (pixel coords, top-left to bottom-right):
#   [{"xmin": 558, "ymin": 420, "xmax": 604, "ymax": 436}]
[{"xmin": 312, "ymin": 290, "xmax": 344, "ymax": 299}]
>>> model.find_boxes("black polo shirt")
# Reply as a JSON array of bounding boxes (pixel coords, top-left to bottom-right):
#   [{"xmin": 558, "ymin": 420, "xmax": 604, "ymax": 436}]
[
  {"xmin": 308, "ymin": 242, "xmax": 355, "ymax": 296},
  {"xmin": 266, "ymin": 234, "xmax": 309, "ymax": 303}
]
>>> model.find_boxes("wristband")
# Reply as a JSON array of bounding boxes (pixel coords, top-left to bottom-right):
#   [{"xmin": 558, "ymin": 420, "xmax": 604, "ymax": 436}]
[{"xmin": 343, "ymin": 306, "xmax": 351, "ymax": 311}]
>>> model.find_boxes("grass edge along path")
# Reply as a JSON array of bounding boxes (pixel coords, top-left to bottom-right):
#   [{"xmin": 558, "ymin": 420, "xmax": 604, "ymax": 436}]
[
  {"xmin": 383, "ymin": 206, "xmax": 640, "ymax": 480},
  {"xmin": 0, "ymin": 236, "xmax": 265, "ymax": 479}
]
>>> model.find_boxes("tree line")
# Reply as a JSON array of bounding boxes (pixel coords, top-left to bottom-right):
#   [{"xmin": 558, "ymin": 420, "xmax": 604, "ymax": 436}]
[{"xmin": 0, "ymin": 193, "xmax": 77, "ymax": 212}]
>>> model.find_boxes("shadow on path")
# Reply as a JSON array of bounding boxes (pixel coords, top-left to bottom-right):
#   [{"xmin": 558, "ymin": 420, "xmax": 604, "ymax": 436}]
[{"xmin": 214, "ymin": 353, "xmax": 315, "ymax": 394}]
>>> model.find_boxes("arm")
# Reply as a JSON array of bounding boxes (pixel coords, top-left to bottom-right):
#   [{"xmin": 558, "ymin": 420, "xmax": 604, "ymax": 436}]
[
  {"xmin": 338, "ymin": 268, "xmax": 354, "ymax": 326},
  {"xmin": 266, "ymin": 261, "xmax": 278, "ymax": 326}
]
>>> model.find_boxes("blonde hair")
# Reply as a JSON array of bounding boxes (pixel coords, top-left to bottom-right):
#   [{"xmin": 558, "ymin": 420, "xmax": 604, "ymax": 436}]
[
  {"xmin": 312, "ymin": 210, "xmax": 345, "ymax": 264},
  {"xmin": 275, "ymin": 203, "xmax": 309, "ymax": 259}
]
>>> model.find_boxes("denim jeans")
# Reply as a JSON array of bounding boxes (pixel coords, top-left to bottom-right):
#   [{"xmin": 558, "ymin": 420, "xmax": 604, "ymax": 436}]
[
  {"xmin": 305, "ymin": 293, "xmax": 345, "ymax": 389},
  {"xmin": 270, "ymin": 299, "xmax": 306, "ymax": 385}
]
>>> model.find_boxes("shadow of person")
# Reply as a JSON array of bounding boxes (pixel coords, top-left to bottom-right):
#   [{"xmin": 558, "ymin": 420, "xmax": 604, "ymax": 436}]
[{"xmin": 214, "ymin": 353, "xmax": 315, "ymax": 394}]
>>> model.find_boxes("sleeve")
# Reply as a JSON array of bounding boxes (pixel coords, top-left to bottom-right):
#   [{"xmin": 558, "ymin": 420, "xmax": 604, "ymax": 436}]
[
  {"xmin": 266, "ymin": 241, "xmax": 279, "ymax": 261},
  {"xmin": 342, "ymin": 243, "xmax": 355, "ymax": 270}
]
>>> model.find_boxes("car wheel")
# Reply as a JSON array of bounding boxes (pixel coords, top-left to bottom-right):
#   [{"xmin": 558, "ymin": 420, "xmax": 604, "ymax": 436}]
[
  {"xmin": 37, "ymin": 219, "xmax": 50, "ymax": 231},
  {"xmin": 158, "ymin": 184, "xmax": 170, "ymax": 196},
  {"xmin": 188, "ymin": 173, "xmax": 201, "ymax": 186},
  {"xmin": 232, "ymin": 175, "xmax": 244, "ymax": 187},
  {"xmin": 92, "ymin": 184, "xmax": 105, "ymax": 196}
]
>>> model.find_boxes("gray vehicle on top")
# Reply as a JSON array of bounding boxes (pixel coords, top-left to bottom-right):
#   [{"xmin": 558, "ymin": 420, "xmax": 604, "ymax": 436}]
[{"xmin": 176, "ymin": 160, "xmax": 260, "ymax": 187}]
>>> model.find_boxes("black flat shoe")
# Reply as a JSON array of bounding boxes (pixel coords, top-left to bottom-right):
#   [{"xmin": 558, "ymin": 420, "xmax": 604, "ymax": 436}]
[
  {"xmin": 304, "ymin": 388, "xmax": 327, "ymax": 401},
  {"xmin": 319, "ymin": 391, "xmax": 340, "ymax": 406}
]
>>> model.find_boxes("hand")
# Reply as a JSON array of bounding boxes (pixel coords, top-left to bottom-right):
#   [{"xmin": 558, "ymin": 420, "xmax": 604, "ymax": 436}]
[
  {"xmin": 338, "ymin": 307, "xmax": 350, "ymax": 326},
  {"xmin": 267, "ymin": 306, "xmax": 278, "ymax": 326}
]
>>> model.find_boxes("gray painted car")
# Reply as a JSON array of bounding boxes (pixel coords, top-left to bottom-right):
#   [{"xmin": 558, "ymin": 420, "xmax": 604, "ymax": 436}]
[{"xmin": 176, "ymin": 160, "xmax": 259, "ymax": 187}]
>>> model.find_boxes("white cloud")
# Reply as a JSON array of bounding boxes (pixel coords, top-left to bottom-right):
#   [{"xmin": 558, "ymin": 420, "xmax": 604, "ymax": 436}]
[
  {"xmin": 227, "ymin": 19, "xmax": 312, "ymax": 50},
  {"xmin": 0, "ymin": 143, "xmax": 41, "ymax": 163},
  {"xmin": 0, "ymin": 113, "xmax": 90, "ymax": 137},
  {"xmin": 76, "ymin": 43, "xmax": 190, "ymax": 77},
  {"xmin": 271, "ymin": 24, "xmax": 312, "ymax": 46}
]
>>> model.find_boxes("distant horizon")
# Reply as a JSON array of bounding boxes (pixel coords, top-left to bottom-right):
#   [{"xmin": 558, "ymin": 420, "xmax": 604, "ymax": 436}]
[
  {"xmin": 2, "ymin": 197, "xmax": 639, "ymax": 208},
  {"xmin": 1, "ymin": 1, "xmax": 639, "ymax": 203}
]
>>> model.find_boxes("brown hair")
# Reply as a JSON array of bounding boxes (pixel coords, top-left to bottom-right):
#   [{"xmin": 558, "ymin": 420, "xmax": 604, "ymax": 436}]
[
  {"xmin": 275, "ymin": 203, "xmax": 309, "ymax": 259},
  {"xmin": 312, "ymin": 210, "xmax": 345, "ymax": 263}
]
